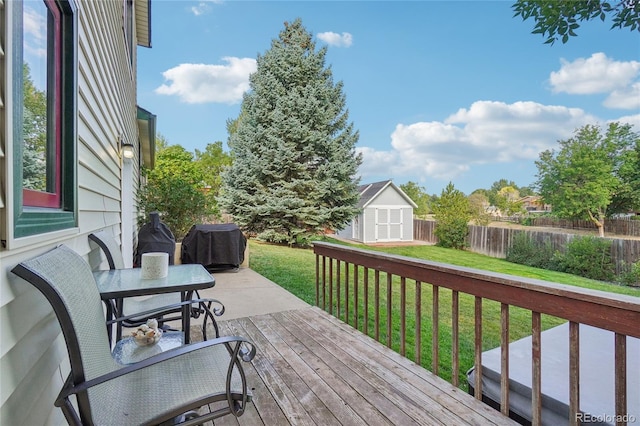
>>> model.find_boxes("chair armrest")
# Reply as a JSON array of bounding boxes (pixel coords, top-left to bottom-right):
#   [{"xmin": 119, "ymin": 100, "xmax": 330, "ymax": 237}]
[{"xmin": 55, "ymin": 335, "xmax": 256, "ymax": 406}]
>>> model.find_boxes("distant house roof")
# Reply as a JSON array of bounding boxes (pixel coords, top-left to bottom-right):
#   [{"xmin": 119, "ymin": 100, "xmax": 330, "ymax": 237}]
[{"xmin": 357, "ymin": 180, "xmax": 418, "ymax": 209}]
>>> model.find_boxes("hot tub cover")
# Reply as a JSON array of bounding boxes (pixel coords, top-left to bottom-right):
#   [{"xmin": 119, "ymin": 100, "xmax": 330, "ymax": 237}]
[{"xmin": 467, "ymin": 323, "xmax": 639, "ymax": 426}]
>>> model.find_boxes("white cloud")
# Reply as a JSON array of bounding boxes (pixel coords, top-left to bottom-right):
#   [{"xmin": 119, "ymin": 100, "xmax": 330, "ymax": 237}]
[
  {"xmin": 611, "ymin": 113, "xmax": 640, "ymax": 131},
  {"xmin": 604, "ymin": 82, "xmax": 640, "ymax": 110},
  {"xmin": 317, "ymin": 31, "xmax": 353, "ymax": 47},
  {"xmin": 23, "ymin": 6, "xmax": 47, "ymax": 57},
  {"xmin": 357, "ymin": 101, "xmax": 597, "ymax": 182},
  {"xmin": 549, "ymin": 52, "xmax": 640, "ymax": 95},
  {"xmin": 155, "ymin": 57, "xmax": 257, "ymax": 104},
  {"xmin": 190, "ymin": 0, "xmax": 222, "ymax": 16}
]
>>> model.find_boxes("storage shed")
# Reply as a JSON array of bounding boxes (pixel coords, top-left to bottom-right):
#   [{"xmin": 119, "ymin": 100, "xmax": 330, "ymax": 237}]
[{"xmin": 338, "ymin": 180, "xmax": 417, "ymax": 243}]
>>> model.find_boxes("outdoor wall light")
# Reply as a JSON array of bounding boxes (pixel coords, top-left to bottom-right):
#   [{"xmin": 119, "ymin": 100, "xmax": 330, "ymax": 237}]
[{"xmin": 121, "ymin": 140, "xmax": 135, "ymax": 159}]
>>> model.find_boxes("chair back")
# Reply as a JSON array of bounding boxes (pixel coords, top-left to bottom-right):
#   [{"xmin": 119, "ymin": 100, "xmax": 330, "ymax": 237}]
[
  {"xmin": 89, "ymin": 230, "xmax": 125, "ymax": 270},
  {"xmin": 11, "ymin": 245, "xmax": 118, "ymax": 395}
]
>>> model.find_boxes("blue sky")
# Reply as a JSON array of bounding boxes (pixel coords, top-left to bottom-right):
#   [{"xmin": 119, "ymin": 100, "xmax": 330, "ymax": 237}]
[{"xmin": 137, "ymin": 1, "xmax": 640, "ymax": 195}]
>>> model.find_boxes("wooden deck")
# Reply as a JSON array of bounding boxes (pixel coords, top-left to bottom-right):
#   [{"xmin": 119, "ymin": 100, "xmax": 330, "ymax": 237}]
[{"xmin": 196, "ymin": 306, "xmax": 516, "ymax": 425}]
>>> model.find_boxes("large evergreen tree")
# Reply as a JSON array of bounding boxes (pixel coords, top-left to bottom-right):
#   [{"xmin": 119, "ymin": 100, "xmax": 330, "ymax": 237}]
[{"xmin": 219, "ymin": 19, "xmax": 362, "ymax": 245}]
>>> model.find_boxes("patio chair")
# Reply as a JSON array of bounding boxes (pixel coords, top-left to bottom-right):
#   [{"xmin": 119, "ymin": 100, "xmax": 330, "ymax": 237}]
[
  {"xmin": 89, "ymin": 230, "xmax": 224, "ymax": 340},
  {"xmin": 12, "ymin": 245, "xmax": 256, "ymax": 425}
]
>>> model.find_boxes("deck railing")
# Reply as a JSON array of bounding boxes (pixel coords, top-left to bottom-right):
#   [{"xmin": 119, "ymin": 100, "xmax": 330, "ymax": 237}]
[{"xmin": 313, "ymin": 241, "xmax": 640, "ymax": 426}]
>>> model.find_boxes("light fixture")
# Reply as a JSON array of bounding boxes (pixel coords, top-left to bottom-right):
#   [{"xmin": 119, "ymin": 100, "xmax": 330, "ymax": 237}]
[{"xmin": 121, "ymin": 140, "xmax": 135, "ymax": 159}]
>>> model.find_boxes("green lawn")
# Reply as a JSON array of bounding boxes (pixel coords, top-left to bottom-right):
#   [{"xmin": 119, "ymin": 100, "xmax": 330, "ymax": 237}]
[{"xmin": 248, "ymin": 237, "xmax": 640, "ymax": 385}]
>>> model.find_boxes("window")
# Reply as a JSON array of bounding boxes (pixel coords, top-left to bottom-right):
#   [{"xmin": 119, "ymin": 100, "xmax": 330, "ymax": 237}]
[
  {"xmin": 123, "ymin": 0, "xmax": 134, "ymax": 67},
  {"xmin": 13, "ymin": 0, "xmax": 76, "ymax": 238}
]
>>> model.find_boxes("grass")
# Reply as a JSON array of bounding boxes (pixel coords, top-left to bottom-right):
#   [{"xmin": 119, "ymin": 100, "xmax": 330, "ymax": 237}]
[{"xmin": 248, "ymin": 237, "xmax": 640, "ymax": 386}]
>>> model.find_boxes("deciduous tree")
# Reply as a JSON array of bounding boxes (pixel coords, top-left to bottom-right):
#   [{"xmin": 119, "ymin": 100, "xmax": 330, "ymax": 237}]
[
  {"xmin": 138, "ymin": 143, "xmax": 217, "ymax": 239},
  {"xmin": 400, "ymin": 181, "xmax": 430, "ymax": 218},
  {"xmin": 535, "ymin": 122, "xmax": 638, "ymax": 237}
]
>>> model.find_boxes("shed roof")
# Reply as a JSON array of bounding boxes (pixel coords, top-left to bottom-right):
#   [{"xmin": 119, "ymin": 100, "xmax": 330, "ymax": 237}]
[{"xmin": 357, "ymin": 180, "xmax": 418, "ymax": 209}]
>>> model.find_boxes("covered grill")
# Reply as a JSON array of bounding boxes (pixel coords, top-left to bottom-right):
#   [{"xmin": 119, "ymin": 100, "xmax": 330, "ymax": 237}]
[
  {"xmin": 181, "ymin": 224, "xmax": 246, "ymax": 271},
  {"xmin": 134, "ymin": 212, "xmax": 176, "ymax": 266}
]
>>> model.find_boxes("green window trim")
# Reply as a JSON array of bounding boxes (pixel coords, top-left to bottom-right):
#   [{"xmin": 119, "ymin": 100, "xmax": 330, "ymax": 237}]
[{"xmin": 12, "ymin": 0, "xmax": 77, "ymax": 239}]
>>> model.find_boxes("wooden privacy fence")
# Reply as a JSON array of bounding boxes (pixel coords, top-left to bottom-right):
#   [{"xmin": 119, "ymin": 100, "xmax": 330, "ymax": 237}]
[
  {"xmin": 530, "ymin": 218, "xmax": 640, "ymax": 237},
  {"xmin": 414, "ymin": 220, "xmax": 640, "ymax": 274},
  {"xmin": 313, "ymin": 241, "xmax": 640, "ymax": 426}
]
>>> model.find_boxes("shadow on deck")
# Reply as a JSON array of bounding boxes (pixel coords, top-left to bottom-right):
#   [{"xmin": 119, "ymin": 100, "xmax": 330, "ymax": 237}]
[{"xmin": 191, "ymin": 305, "xmax": 515, "ymax": 425}]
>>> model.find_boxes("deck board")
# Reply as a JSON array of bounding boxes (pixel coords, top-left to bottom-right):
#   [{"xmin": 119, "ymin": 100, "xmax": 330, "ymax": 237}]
[{"xmin": 195, "ymin": 306, "xmax": 516, "ymax": 426}]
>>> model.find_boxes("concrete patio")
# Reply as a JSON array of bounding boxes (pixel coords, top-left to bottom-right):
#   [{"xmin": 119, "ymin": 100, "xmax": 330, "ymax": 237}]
[{"xmin": 200, "ymin": 267, "xmax": 311, "ymax": 320}]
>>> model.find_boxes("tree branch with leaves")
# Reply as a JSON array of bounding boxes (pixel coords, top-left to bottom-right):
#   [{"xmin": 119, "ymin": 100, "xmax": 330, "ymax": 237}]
[{"xmin": 513, "ymin": 0, "xmax": 640, "ymax": 44}]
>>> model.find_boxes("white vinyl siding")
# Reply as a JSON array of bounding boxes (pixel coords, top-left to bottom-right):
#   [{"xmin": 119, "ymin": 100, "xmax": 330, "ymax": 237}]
[{"xmin": 1, "ymin": 1, "xmax": 142, "ymax": 423}]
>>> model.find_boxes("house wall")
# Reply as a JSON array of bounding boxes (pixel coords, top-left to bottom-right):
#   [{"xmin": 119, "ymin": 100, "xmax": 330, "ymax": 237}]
[{"xmin": 0, "ymin": 1, "xmax": 142, "ymax": 424}]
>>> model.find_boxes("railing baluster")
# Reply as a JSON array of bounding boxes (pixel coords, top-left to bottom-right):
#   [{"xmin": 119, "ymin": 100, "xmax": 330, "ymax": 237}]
[
  {"xmin": 336, "ymin": 260, "xmax": 341, "ymax": 319},
  {"xmin": 474, "ymin": 296, "xmax": 482, "ymax": 399},
  {"xmin": 432, "ymin": 285, "xmax": 439, "ymax": 375},
  {"xmin": 315, "ymin": 254, "xmax": 320, "ymax": 307},
  {"xmin": 500, "ymin": 303, "xmax": 510, "ymax": 416},
  {"xmin": 615, "ymin": 333, "xmax": 627, "ymax": 426},
  {"xmin": 532, "ymin": 311, "xmax": 542, "ymax": 425},
  {"xmin": 452, "ymin": 290, "xmax": 459, "ymax": 387},
  {"xmin": 415, "ymin": 280, "xmax": 422, "ymax": 365},
  {"xmin": 387, "ymin": 273, "xmax": 392, "ymax": 348},
  {"xmin": 375, "ymin": 270, "xmax": 380, "ymax": 341},
  {"xmin": 354, "ymin": 265, "xmax": 359, "ymax": 330},
  {"xmin": 329, "ymin": 258, "xmax": 333, "ymax": 315},
  {"xmin": 345, "ymin": 263, "xmax": 350, "ymax": 324},
  {"xmin": 569, "ymin": 321, "xmax": 580, "ymax": 426},
  {"xmin": 400, "ymin": 277, "xmax": 406, "ymax": 357},
  {"xmin": 364, "ymin": 267, "xmax": 369, "ymax": 335},
  {"xmin": 321, "ymin": 256, "xmax": 326, "ymax": 310}
]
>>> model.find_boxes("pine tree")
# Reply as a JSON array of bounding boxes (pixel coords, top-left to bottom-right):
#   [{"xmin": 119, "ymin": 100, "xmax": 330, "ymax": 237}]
[{"xmin": 219, "ymin": 19, "xmax": 362, "ymax": 245}]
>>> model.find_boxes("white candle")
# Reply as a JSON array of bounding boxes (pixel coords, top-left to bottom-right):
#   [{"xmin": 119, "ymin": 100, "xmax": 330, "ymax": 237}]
[{"xmin": 141, "ymin": 252, "xmax": 169, "ymax": 279}]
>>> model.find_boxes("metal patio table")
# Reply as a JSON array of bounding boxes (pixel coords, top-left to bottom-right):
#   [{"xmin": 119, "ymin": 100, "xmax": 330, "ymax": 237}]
[{"xmin": 93, "ymin": 264, "xmax": 215, "ymax": 344}]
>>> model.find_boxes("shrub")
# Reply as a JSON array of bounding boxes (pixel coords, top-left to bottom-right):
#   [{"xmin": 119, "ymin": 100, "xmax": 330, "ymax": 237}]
[
  {"xmin": 553, "ymin": 236, "xmax": 615, "ymax": 282},
  {"xmin": 434, "ymin": 218, "xmax": 469, "ymax": 249},
  {"xmin": 433, "ymin": 182, "xmax": 471, "ymax": 250},
  {"xmin": 618, "ymin": 261, "xmax": 640, "ymax": 287},
  {"xmin": 506, "ymin": 232, "xmax": 555, "ymax": 269}
]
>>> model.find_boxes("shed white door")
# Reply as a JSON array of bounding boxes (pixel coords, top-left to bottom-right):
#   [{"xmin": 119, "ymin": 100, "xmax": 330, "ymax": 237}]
[{"xmin": 375, "ymin": 208, "xmax": 403, "ymax": 241}]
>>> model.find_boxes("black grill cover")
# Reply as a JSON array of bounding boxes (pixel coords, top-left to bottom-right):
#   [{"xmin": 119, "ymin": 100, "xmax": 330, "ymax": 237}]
[
  {"xmin": 134, "ymin": 212, "xmax": 176, "ymax": 266},
  {"xmin": 181, "ymin": 224, "xmax": 246, "ymax": 270}
]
